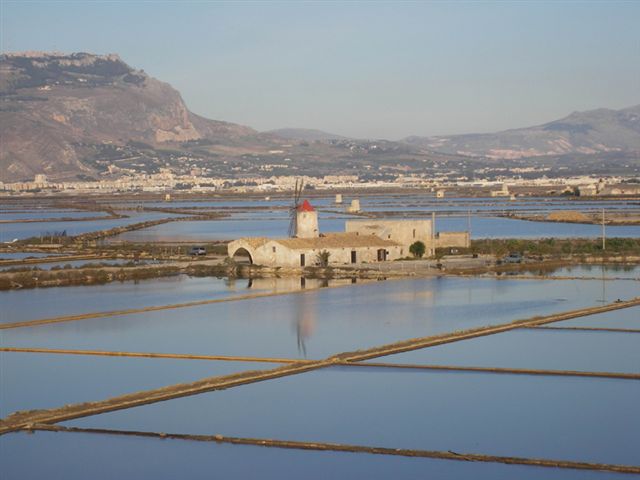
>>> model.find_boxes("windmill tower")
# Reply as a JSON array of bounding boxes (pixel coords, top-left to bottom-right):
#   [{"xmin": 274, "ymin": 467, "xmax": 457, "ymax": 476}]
[{"xmin": 288, "ymin": 180, "xmax": 319, "ymax": 238}]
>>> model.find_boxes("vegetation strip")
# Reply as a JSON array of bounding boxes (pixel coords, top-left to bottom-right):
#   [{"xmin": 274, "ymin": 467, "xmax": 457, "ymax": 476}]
[
  {"xmin": 2, "ymin": 297, "xmax": 639, "ymax": 435},
  {"xmin": 0, "ymin": 347, "xmax": 304, "ymax": 365},
  {"xmin": 2, "ymin": 347, "xmax": 636, "ymax": 380},
  {"xmin": 28, "ymin": 425, "xmax": 640, "ymax": 474},
  {"xmin": 0, "ymin": 254, "xmax": 115, "ymax": 267},
  {"xmin": 347, "ymin": 362, "xmax": 640, "ymax": 380},
  {"xmin": 0, "ymin": 289, "xmax": 315, "ymax": 330},
  {"xmin": 526, "ymin": 326, "xmax": 640, "ymax": 334}
]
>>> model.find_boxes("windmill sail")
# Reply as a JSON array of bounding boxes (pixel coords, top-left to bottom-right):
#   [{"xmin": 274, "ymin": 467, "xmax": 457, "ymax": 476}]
[{"xmin": 288, "ymin": 179, "xmax": 303, "ymax": 237}]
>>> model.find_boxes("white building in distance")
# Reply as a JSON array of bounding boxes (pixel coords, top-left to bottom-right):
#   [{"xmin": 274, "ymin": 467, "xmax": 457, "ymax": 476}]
[{"xmin": 228, "ymin": 199, "xmax": 469, "ymax": 268}]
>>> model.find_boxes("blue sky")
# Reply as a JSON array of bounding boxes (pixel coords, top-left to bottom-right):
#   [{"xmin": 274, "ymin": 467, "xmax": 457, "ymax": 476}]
[{"xmin": 1, "ymin": 1, "xmax": 638, "ymax": 139}]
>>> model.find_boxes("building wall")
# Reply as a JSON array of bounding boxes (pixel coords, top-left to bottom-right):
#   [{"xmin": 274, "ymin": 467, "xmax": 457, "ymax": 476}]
[
  {"xmin": 228, "ymin": 239, "xmax": 403, "ymax": 268},
  {"xmin": 345, "ymin": 220, "xmax": 433, "ymax": 254},
  {"xmin": 435, "ymin": 231, "xmax": 470, "ymax": 248}
]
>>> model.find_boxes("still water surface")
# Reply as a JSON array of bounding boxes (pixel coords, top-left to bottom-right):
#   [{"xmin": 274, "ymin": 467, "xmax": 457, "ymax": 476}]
[
  {"xmin": 65, "ymin": 368, "xmax": 640, "ymax": 466},
  {"xmin": 0, "ymin": 352, "xmax": 271, "ymax": 416},
  {"xmin": 367, "ymin": 328, "xmax": 640, "ymax": 373},
  {"xmin": 1, "ymin": 276, "xmax": 258, "ymax": 324},
  {"xmin": 4, "ymin": 277, "xmax": 638, "ymax": 358}
]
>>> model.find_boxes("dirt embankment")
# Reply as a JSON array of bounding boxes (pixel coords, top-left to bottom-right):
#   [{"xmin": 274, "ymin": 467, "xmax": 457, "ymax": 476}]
[{"xmin": 504, "ymin": 209, "xmax": 640, "ymax": 225}]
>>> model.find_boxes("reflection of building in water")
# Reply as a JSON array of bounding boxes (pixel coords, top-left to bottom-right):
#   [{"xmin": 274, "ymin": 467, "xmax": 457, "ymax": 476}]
[{"xmin": 247, "ymin": 277, "xmax": 330, "ymax": 293}]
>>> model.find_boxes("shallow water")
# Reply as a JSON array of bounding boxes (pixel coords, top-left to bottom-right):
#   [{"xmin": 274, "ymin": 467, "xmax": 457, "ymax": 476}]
[
  {"xmin": 0, "ymin": 275, "xmax": 258, "ymax": 323},
  {"xmin": 0, "ymin": 211, "xmax": 183, "ymax": 241},
  {"xmin": 555, "ymin": 307, "xmax": 640, "ymax": 330},
  {"xmin": 110, "ymin": 214, "xmax": 348, "ymax": 242},
  {"xmin": 3, "ymin": 196, "xmax": 640, "ymax": 241},
  {"xmin": 4, "ymin": 277, "xmax": 638, "ymax": 359},
  {"xmin": 0, "ymin": 258, "xmax": 156, "ymax": 272},
  {"xmin": 0, "ymin": 352, "xmax": 271, "ymax": 416},
  {"xmin": 65, "ymin": 368, "xmax": 640, "ymax": 466},
  {"xmin": 0, "ymin": 251, "xmax": 63, "ymax": 260},
  {"xmin": 110, "ymin": 211, "xmax": 640, "ymax": 242},
  {"xmin": 365, "ymin": 328, "xmax": 640, "ymax": 373},
  {"xmin": 2, "ymin": 431, "xmax": 619, "ymax": 480},
  {"xmin": 523, "ymin": 264, "xmax": 640, "ymax": 279},
  {"xmin": 0, "ymin": 210, "xmax": 111, "ymax": 221}
]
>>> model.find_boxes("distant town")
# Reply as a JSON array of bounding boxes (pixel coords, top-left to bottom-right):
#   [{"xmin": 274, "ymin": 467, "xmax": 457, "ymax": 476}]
[{"xmin": 3, "ymin": 171, "xmax": 639, "ymax": 197}]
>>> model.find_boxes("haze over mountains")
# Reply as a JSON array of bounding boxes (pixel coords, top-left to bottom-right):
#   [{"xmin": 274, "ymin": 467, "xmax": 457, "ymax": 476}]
[
  {"xmin": 403, "ymin": 105, "xmax": 640, "ymax": 159},
  {"xmin": 1, "ymin": 52, "xmax": 638, "ymax": 183}
]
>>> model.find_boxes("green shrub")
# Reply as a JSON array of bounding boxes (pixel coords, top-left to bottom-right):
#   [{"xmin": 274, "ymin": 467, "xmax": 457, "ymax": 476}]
[{"xmin": 409, "ymin": 241, "xmax": 426, "ymax": 258}]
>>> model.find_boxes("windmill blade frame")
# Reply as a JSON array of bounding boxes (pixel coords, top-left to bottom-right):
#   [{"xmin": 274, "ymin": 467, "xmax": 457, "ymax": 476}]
[{"xmin": 288, "ymin": 179, "xmax": 305, "ymax": 237}]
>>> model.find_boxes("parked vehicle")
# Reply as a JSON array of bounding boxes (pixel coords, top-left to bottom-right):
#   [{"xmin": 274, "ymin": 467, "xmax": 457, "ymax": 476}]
[
  {"xmin": 189, "ymin": 246, "xmax": 207, "ymax": 256},
  {"xmin": 503, "ymin": 252, "xmax": 523, "ymax": 264}
]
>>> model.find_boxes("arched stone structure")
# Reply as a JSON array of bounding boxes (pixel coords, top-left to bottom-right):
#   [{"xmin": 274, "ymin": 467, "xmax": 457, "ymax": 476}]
[
  {"xmin": 227, "ymin": 238, "xmax": 268, "ymax": 265},
  {"xmin": 230, "ymin": 246, "xmax": 253, "ymax": 264}
]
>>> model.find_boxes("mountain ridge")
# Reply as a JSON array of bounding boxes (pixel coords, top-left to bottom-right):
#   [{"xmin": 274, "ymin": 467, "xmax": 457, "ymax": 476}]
[
  {"xmin": 403, "ymin": 104, "xmax": 640, "ymax": 159},
  {"xmin": 0, "ymin": 52, "xmax": 264, "ymax": 182}
]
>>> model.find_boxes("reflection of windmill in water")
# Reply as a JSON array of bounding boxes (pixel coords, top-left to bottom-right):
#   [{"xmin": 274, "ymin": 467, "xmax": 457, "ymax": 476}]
[{"xmin": 293, "ymin": 288, "xmax": 316, "ymax": 357}]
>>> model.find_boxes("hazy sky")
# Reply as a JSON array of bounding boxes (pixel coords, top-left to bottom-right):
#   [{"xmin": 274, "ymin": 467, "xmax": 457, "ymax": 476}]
[{"xmin": 2, "ymin": 1, "xmax": 639, "ymax": 139}]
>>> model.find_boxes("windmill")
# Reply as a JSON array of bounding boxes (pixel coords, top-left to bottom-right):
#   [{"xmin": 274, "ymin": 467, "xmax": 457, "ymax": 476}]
[{"xmin": 288, "ymin": 179, "xmax": 304, "ymax": 237}]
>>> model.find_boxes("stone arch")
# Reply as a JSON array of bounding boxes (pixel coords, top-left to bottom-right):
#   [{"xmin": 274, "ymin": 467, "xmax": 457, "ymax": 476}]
[{"xmin": 230, "ymin": 247, "xmax": 253, "ymax": 264}]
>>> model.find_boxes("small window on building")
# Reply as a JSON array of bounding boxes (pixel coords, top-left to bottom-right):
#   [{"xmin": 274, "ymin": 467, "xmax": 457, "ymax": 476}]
[
  {"xmin": 272, "ymin": 247, "xmax": 276, "ymax": 253},
  {"xmin": 388, "ymin": 234, "xmax": 391, "ymax": 239},
  {"xmin": 413, "ymin": 229, "xmax": 416, "ymax": 238}
]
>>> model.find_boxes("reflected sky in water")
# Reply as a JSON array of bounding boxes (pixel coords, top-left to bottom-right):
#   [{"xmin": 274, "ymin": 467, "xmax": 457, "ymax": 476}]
[
  {"xmin": 1, "ymin": 275, "xmax": 258, "ymax": 324},
  {"xmin": 65, "ymin": 367, "xmax": 640, "ymax": 466},
  {"xmin": 4, "ymin": 277, "xmax": 638, "ymax": 359},
  {"xmin": 0, "ymin": 211, "xmax": 183, "ymax": 241},
  {"xmin": 556, "ymin": 307, "xmax": 640, "ymax": 330},
  {"xmin": 367, "ymin": 328, "xmax": 640, "ymax": 373},
  {"xmin": 0, "ymin": 352, "xmax": 272, "ymax": 416}
]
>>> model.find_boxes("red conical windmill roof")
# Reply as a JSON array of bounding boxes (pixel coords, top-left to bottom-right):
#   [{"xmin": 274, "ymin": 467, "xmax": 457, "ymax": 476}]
[{"xmin": 297, "ymin": 199, "xmax": 315, "ymax": 212}]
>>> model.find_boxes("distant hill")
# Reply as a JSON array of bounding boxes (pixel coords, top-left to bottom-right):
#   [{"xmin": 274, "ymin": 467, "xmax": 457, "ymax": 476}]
[
  {"xmin": 1, "ymin": 51, "xmax": 637, "ymax": 183},
  {"xmin": 403, "ymin": 105, "xmax": 640, "ymax": 159},
  {"xmin": 0, "ymin": 52, "xmax": 263, "ymax": 182},
  {"xmin": 267, "ymin": 128, "xmax": 347, "ymax": 141}
]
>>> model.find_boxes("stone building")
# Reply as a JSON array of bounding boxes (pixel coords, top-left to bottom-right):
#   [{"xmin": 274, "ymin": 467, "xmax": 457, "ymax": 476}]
[
  {"xmin": 228, "ymin": 233, "xmax": 402, "ymax": 268},
  {"xmin": 345, "ymin": 219, "xmax": 435, "ymax": 256},
  {"xmin": 228, "ymin": 199, "xmax": 469, "ymax": 268}
]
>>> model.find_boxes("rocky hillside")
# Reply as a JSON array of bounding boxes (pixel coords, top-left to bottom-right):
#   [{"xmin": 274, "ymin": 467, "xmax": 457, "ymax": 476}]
[
  {"xmin": 404, "ymin": 105, "xmax": 640, "ymax": 159},
  {"xmin": 0, "ymin": 52, "xmax": 259, "ymax": 182}
]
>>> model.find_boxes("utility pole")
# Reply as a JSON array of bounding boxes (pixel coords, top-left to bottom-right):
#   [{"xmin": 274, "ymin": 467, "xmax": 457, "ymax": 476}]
[
  {"xmin": 431, "ymin": 211, "xmax": 436, "ymax": 257},
  {"xmin": 602, "ymin": 208, "xmax": 606, "ymax": 251}
]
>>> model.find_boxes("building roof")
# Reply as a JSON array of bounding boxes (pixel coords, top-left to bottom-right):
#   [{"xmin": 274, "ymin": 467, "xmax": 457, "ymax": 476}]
[
  {"xmin": 297, "ymin": 199, "xmax": 315, "ymax": 212},
  {"xmin": 273, "ymin": 232, "xmax": 400, "ymax": 250}
]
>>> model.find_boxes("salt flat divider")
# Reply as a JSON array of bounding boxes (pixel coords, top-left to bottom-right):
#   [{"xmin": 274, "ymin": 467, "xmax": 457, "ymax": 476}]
[
  {"xmin": 525, "ymin": 325, "xmax": 640, "ymax": 333},
  {"xmin": 28, "ymin": 425, "xmax": 640, "ymax": 475},
  {"xmin": 1, "ymin": 297, "xmax": 639, "ymax": 435},
  {"xmin": 0, "ymin": 347, "xmax": 302, "ymax": 364},
  {"xmin": 345, "ymin": 362, "xmax": 640, "ymax": 380},
  {"xmin": 2, "ymin": 347, "xmax": 638, "ymax": 381}
]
